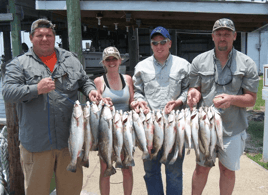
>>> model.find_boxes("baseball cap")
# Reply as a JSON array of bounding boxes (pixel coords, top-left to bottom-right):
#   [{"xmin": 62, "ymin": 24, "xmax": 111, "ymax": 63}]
[
  {"xmin": 212, "ymin": 18, "xmax": 236, "ymax": 32},
  {"xmin": 102, "ymin": 46, "xmax": 121, "ymax": 61},
  {"xmin": 150, "ymin": 26, "xmax": 171, "ymax": 40},
  {"xmin": 30, "ymin": 18, "xmax": 55, "ymax": 35}
]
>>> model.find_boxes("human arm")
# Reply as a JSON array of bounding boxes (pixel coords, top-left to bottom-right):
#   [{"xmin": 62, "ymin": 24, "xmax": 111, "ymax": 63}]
[
  {"xmin": 213, "ymin": 89, "xmax": 257, "ymax": 109},
  {"xmin": 2, "ymin": 58, "xmax": 39, "ymax": 103}
]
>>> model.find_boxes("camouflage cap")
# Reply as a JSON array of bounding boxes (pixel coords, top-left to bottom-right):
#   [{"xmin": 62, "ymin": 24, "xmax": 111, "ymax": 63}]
[
  {"xmin": 30, "ymin": 18, "xmax": 55, "ymax": 35},
  {"xmin": 102, "ymin": 46, "xmax": 121, "ymax": 61},
  {"xmin": 212, "ymin": 18, "xmax": 235, "ymax": 32}
]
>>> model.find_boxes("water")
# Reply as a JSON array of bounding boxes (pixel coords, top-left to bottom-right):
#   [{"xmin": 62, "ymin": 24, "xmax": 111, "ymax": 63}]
[{"xmin": 0, "ymin": 81, "xmax": 6, "ymax": 118}]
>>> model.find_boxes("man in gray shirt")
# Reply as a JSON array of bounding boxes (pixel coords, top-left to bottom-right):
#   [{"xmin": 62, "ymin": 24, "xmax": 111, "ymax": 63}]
[
  {"xmin": 187, "ymin": 18, "xmax": 259, "ymax": 195},
  {"xmin": 132, "ymin": 26, "xmax": 190, "ymax": 195},
  {"xmin": 2, "ymin": 18, "xmax": 100, "ymax": 195}
]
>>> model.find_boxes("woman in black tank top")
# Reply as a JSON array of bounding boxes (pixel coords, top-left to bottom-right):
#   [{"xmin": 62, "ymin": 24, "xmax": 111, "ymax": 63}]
[{"xmin": 94, "ymin": 46, "xmax": 135, "ymax": 195}]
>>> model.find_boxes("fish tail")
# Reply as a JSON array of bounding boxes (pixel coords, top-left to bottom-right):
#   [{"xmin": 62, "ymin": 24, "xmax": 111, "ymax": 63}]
[
  {"xmin": 125, "ymin": 159, "xmax": 135, "ymax": 167},
  {"xmin": 103, "ymin": 166, "xmax": 116, "ymax": 177},
  {"xmin": 115, "ymin": 160, "xmax": 123, "ymax": 168},
  {"xmin": 66, "ymin": 163, "xmax": 77, "ymax": 173},
  {"xmin": 142, "ymin": 151, "xmax": 150, "ymax": 160},
  {"xmin": 115, "ymin": 162, "xmax": 123, "ymax": 168},
  {"xmin": 204, "ymin": 158, "xmax": 215, "ymax": 167},
  {"xmin": 159, "ymin": 156, "xmax": 167, "ymax": 164},
  {"xmin": 81, "ymin": 159, "xmax": 90, "ymax": 168},
  {"xmin": 187, "ymin": 148, "xmax": 191, "ymax": 155},
  {"xmin": 169, "ymin": 158, "xmax": 176, "ymax": 165}
]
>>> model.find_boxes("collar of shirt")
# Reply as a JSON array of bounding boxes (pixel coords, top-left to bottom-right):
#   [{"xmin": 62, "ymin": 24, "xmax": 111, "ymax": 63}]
[
  {"xmin": 153, "ymin": 53, "xmax": 172, "ymax": 67},
  {"xmin": 213, "ymin": 47, "xmax": 234, "ymax": 69}
]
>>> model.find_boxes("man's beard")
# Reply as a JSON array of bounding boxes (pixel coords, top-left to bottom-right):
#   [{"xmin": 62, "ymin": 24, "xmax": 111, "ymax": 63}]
[
  {"xmin": 218, "ymin": 45, "xmax": 228, "ymax": 51},
  {"xmin": 218, "ymin": 41, "xmax": 228, "ymax": 51}
]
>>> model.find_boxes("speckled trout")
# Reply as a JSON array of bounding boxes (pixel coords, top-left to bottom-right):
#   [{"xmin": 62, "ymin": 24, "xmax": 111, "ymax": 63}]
[
  {"xmin": 151, "ymin": 110, "xmax": 164, "ymax": 160},
  {"xmin": 67, "ymin": 100, "xmax": 84, "ymax": 172},
  {"xmin": 160, "ymin": 110, "xmax": 176, "ymax": 164},
  {"xmin": 132, "ymin": 110, "xmax": 150, "ymax": 160},
  {"xmin": 82, "ymin": 101, "xmax": 92, "ymax": 168},
  {"xmin": 90, "ymin": 100, "xmax": 104, "ymax": 151},
  {"xmin": 98, "ymin": 104, "xmax": 116, "ymax": 177},
  {"xmin": 112, "ymin": 110, "xmax": 124, "ymax": 168}
]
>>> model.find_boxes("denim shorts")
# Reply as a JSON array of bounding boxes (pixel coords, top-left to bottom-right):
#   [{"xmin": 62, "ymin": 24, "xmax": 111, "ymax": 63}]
[{"xmin": 197, "ymin": 130, "xmax": 247, "ymax": 171}]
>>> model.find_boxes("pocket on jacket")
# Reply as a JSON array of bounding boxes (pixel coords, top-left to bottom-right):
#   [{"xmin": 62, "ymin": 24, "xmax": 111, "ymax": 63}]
[
  {"xmin": 141, "ymin": 73, "xmax": 157, "ymax": 96},
  {"xmin": 199, "ymin": 72, "xmax": 215, "ymax": 93},
  {"xmin": 169, "ymin": 73, "xmax": 183, "ymax": 99}
]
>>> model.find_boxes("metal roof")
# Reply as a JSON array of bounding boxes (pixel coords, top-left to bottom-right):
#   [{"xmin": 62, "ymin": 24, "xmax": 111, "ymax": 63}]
[{"xmin": 34, "ymin": 0, "xmax": 268, "ymax": 32}]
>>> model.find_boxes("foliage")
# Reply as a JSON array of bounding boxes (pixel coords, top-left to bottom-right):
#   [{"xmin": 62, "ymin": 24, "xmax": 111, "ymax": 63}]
[
  {"xmin": 253, "ymin": 76, "xmax": 265, "ymax": 110},
  {"xmin": 246, "ymin": 153, "xmax": 268, "ymax": 170},
  {"xmin": 246, "ymin": 120, "xmax": 267, "ymax": 169},
  {"xmin": 247, "ymin": 121, "xmax": 264, "ymax": 144}
]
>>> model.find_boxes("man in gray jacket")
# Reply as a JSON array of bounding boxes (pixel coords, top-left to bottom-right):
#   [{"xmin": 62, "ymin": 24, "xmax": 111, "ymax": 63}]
[{"xmin": 2, "ymin": 18, "xmax": 100, "ymax": 195}]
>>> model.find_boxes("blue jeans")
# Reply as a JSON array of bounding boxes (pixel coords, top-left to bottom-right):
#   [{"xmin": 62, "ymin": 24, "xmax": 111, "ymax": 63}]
[{"xmin": 143, "ymin": 147, "xmax": 185, "ymax": 195}]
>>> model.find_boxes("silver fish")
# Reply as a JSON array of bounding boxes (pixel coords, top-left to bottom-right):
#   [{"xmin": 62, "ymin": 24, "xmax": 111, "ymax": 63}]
[
  {"xmin": 132, "ymin": 110, "xmax": 150, "ymax": 160},
  {"xmin": 90, "ymin": 100, "xmax": 104, "ymax": 151},
  {"xmin": 122, "ymin": 111, "xmax": 135, "ymax": 167},
  {"xmin": 191, "ymin": 107, "xmax": 201, "ymax": 163},
  {"xmin": 170, "ymin": 110, "xmax": 182, "ymax": 164},
  {"xmin": 199, "ymin": 107, "xmax": 210, "ymax": 160},
  {"xmin": 160, "ymin": 110, "xmax": 176, "ymax": 164},
  {"xmin": 98, "ymin": 104, "xmax": 116, "ymax": 177},
  {"xmin": 82, "ymin": 101, "xmax": 92, "ymax": 168},
  {"xmin": 213, "ymin": 107, "xmax": 224, "ymax": 150},
  {"xmin": 112, "ymin": 110, "xmax": 124, "ymax": 168},
  {"xmin": 144, "ymin": 111, "xmax": 154, "ymax": 156},
  {"xmin": 67, "ymin": 100, "xmax": 84, "ymax": 172},
  {"xmin": 204, "ymin": 107, "xmax": 216, "ymax": 167},
  {"xmin": 151, "ymin": 110, "xmax": 164, "ymax": 160},
  {"xmin": 185, "ymin": 108, "xmax": 192, "ymax": 155}
]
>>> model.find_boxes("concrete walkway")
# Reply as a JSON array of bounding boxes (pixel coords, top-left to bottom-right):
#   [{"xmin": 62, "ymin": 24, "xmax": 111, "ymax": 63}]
[{"xmin": 80, "ymin": 148, "xmax": 268, "ymax": 195}]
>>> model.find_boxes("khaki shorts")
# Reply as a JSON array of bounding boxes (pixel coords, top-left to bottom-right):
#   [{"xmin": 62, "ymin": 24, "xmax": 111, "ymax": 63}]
[
  {"xmin": 19, "ymin": 144, "xmax": 83, "ymax": 195},
  {"xmin": 197, "ymin": 130, "xmax": 247, "ymax": 171}
]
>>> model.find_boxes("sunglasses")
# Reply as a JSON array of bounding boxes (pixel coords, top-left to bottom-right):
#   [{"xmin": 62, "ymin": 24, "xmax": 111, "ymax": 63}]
[
  {"xmin": 105, "ymin": 57, "xmax": 118, "ymax": 62},
  {"xmin": 151, "ymin": 39, "xmax": 169, "ymax": 46}
]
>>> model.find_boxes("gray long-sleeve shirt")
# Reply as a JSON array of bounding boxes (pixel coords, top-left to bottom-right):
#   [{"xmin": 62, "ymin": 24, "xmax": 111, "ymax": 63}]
[
  {"xmin": 2, "ymin": 47, "xmax": 96, "ymax": 152},
  {"xmin": 132, "ymin": 54, "xmax": 190, "ymax": 111}
]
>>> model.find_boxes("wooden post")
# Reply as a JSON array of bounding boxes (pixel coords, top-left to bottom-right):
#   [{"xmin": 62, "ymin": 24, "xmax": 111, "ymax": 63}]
[
  {"xmin": 66, "ymin": 0, "xmax": 83, "ymax": 65},
  {"xmin": 170, "ymin": 29, "xmax": 177, "ymax": 56},
  {"xmin": 9, "ymin": 0, "xmax": 22, "ymax": 57},
  {"xmin": 128, "ymin": 27, "xmax": 139, "ymax": 74},
  {"xmin": 3, "ymin": 30, "xmax": 12, "ymax": 62},
  {"xmin": 66, "ymin": 0, "xmax": 86, "ymax": 103},
  {"xmin": 3, "ymin": 0, "xmax": 25, "ymax": 194}
]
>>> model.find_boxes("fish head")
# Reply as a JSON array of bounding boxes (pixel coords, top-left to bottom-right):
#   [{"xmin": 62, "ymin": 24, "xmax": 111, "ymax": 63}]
[{"xmin": 73, "ymin": 101, "xmax": 83, "ymax": 119}]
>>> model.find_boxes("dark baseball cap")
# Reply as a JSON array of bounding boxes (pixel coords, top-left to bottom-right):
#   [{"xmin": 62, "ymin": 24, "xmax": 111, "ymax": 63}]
[
  {"xmin": 212, "ymin": 18, "xmax": 235, "ymax": 32},
  {"xmin": 150, "ymin": 26, "xmax": 171, "ymax": 40}
]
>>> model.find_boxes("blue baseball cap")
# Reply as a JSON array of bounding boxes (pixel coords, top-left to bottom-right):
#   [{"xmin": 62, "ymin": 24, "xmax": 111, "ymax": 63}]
[{"xmin": 150, "ymin": 26, "xmax": 171, "ymax": 40}]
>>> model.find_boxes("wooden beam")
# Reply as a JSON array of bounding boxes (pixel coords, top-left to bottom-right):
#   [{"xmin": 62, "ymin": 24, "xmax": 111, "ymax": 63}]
[{"xmin": 0, "ymin": 13, "xmax": 13, "ymax": 22}]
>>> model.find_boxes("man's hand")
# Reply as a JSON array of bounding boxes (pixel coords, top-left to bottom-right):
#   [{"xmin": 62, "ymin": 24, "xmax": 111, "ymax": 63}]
[
  {"xmin": 88, "ymin": 90, "xmax": 102, "ymax": 103},
  {"xmin": 164, "ymin": 99, "xmax": 182, "ymax": 114},
  {"xmin": 102, "ymin": 97, "xmax": 113, "ymax": 107},
  {"xmin": 37, "ymin": 77, "xmax": 55, "ymax": 95},
  {"xmin": 187, "ymin": 87, "xmax": 201, "ymax": 110},
  {"xmin": 213, "ymin": 94, "xmax": 232, "ymax": 109},
  {"xmin": 131, "ymin": 100, "xmax": 150, "ymax": 114}
]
